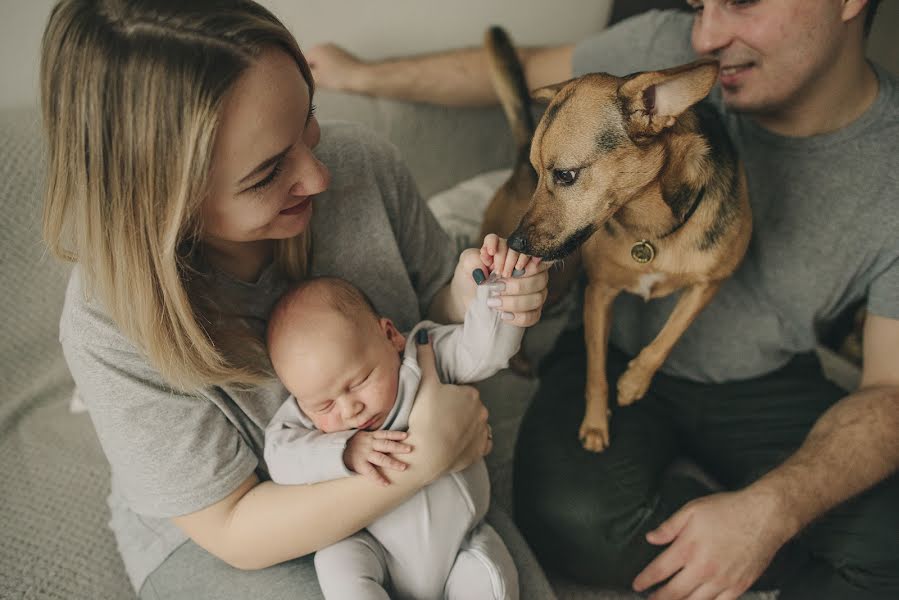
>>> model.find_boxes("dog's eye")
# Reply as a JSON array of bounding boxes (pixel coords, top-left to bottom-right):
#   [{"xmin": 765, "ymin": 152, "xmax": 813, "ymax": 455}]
[{"xmin": 553, "ymin": 169, "xmax": 579, "ymax": 186}]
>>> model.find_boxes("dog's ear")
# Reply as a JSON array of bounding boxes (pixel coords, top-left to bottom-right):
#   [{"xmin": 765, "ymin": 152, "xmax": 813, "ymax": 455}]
[
  {"xmin": 619, "ymin": 60, "xmax": 719, "ymax": 138},
  {"xmin": 531, "ymin": 79, "xmax": 575, "ymax": 103}
]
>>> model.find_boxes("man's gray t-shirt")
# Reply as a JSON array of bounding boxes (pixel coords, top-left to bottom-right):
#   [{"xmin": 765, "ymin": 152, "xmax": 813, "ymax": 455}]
[
  {"xmin": 58, "ymin": 122, "xmax": 458, "ymax": 591},
  {"xmin": 572, "ymin": 10, "xmax": 899, "ymax": 382}
]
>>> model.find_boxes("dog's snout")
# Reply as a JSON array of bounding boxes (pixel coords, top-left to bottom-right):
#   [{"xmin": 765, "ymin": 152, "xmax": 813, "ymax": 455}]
[{"xmin": 508, "ymin": 230, "xmax": 531, "ymax": 254}]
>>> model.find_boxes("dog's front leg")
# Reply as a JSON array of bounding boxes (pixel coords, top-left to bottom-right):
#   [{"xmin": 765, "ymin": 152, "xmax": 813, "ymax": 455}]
[
  {"xmin": 580, "ymin": 282, "xmax": 619, "ymax": 452},
  {"xmin": 617, "ymin": 281, "xmax": 722, "ymax": 406}
]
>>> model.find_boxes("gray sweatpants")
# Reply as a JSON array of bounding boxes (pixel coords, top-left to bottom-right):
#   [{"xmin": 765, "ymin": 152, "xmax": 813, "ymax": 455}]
[{"xmin": 314, "ymin": 460, "xmax": 518, "ymax": 600}]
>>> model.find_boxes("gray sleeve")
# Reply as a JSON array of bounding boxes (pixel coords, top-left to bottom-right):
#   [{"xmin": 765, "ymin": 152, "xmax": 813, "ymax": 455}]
[
  {"xmin": 379, "ymin": 139, "xmax": 458, "ymax": 317},
  {"xmin": 572, "ymin": 9, "xmax": 697, "ymax": 77},
  {"xmin": 868, "ymin": 256, "xmax": 899, "ymax": 320},
  {"xmin": 60, "ymin": 311, "xmax": 258, "ymax": 518},
  {"xmin": 426, "ymin": 282, "xmax": 524, "ymax": 384},
  {"xmin": 263, "ymin": 399, "xmax": 356, "ymax": 485}
]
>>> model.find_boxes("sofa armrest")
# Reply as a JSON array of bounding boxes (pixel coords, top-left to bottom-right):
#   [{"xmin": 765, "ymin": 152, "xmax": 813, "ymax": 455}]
[{"xmin": 316, "ymin": 90, "xmax": 516, "ymax": 198}]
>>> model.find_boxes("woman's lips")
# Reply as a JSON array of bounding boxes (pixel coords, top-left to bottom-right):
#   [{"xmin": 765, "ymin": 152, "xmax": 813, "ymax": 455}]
[{"xmin": 280, "ymin": 196, "xmax": 311, "ymax": 215}]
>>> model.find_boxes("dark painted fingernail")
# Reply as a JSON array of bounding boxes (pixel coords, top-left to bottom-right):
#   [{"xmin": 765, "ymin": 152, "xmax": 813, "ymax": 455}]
[
  {"xmin": 416, "ymin": 329, "xmax": 429, "ymax": 344},
  {"xmin": 472, "ymin": 268, "xmax": 486, "ymax": 284},
  {"xmin": 512, "ymin": 268, "xmax": 525, "ymax": 278}
]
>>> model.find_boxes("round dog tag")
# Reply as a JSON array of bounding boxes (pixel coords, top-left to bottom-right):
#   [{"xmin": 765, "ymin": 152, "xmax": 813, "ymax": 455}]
[{"xmin": 631, "ymin": 240, "xmax": 655, "ymax": 264}]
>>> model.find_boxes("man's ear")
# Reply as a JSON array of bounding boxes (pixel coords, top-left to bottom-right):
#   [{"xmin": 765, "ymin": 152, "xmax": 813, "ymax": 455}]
[
  {"xmin": 619, "ymin": 60, "xmax": 719, "ymax": 137},
  {"xmin": 380, "ymin": 318, "xmax": 406, "ymax": 352},
  {"xmin": 531, "ymin": 78, "xmax": 575, "ymax": 103}
]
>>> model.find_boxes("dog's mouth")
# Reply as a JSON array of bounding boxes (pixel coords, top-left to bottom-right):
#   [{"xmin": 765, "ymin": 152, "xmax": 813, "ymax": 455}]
[{"xmin": 510, "ymin": 224, "xmax": 596, "ymax": 261}]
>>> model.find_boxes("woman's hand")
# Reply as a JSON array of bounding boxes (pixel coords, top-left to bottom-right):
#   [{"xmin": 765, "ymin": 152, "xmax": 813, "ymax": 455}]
[{"xmin": 405, "ymin": 334, "xmax": 491, "ymax": 485}]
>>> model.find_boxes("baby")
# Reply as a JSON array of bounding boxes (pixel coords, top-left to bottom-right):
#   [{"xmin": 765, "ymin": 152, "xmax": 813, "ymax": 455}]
[{"xmin": 264, "ymin": 236, "xmax": 536, "ymax": 600}]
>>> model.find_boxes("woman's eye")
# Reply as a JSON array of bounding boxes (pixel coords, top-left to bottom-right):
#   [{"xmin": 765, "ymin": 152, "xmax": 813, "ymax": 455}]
[
  {"xmin": 249, "ymin": 162, "xmax": 283, "ymax": 192},
  {"xmin": 553, "ymin": 169, "xmax": 579, "ymax": 186}
]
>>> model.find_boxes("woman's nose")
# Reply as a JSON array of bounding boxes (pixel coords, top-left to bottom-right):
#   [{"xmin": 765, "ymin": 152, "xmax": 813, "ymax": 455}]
[
  {"xmin": 692, "ymin": 5, "xmax": 733, "ymax": 56},
  {"xmin": 289, "ymin": 148, "xmax": 331, "ymax": 197}
]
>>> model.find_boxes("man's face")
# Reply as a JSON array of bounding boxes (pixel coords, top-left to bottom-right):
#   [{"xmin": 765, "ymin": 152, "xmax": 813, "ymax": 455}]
[{"xmin": 688, "ymin": 0, "xmax": 851, "ymax": 113}]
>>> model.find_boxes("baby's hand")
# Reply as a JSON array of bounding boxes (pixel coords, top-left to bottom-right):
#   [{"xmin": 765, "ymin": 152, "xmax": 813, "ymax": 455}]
[
  {"xmin": 343, "ymin": 430, "xmax": 412, "ymax": 486},
  {"xmin": 480, "ymin": 233, "xmax": 542, "ymax": 279}
]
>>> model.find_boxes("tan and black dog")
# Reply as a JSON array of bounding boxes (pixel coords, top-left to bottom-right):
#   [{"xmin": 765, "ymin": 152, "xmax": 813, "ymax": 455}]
[{"xmin": 483, "ymin": 28, "xmax": 752, "ymax": 452}]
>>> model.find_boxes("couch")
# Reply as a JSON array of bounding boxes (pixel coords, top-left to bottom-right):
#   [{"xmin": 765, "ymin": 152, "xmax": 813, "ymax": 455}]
[{"xmin": 2, "ymin": 69, "xmax": 869, "ymax": 599}]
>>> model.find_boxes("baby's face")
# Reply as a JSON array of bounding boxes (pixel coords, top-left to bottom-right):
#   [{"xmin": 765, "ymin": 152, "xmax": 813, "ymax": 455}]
[{"xmin": 277, "ymin": 310, "xmax": 406, "ymax": 433}]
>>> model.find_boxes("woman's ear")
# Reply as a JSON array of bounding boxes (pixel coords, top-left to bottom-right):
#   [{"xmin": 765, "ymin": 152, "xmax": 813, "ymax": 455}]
[{"xmin": 380, "ymin": 318, "xmax": 407, "ymax": 352}]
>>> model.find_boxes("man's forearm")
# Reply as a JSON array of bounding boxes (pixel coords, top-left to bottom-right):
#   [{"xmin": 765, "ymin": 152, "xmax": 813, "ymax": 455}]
[
  {"xmin": 347, "ymin": 45, "xmax": 573, "ymax": 107},
  {"xmin": 348, "ymin": 47, "xmax": 502, "ymax": 106},
  {"xmin": 748, "ymin": 385, "xmax": 899, "ymax": 537}
]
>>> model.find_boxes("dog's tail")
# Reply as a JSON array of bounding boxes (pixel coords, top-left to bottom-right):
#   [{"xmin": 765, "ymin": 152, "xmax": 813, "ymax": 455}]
[{"xmin": 485, "ymin": 26, "xmax": 534, "ymax": 157}]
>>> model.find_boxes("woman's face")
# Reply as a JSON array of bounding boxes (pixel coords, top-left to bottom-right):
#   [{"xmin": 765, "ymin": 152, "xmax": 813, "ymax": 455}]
[{"xmin": 202, "ymin": 48, "xmax": 330, "ymax": 245}]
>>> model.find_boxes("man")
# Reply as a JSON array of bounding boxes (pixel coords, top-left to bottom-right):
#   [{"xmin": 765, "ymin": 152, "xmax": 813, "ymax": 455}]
[{"xmin": 307, "ymin": 1, "xmax": 898, "ymax": 598}]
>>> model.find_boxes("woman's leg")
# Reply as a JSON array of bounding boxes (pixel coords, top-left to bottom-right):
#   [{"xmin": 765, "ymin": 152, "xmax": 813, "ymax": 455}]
[
  {"xmin": 139, "ymin": 539, "xmax": 323, "ymax": 600},
  {"xmin": 513, "ymin": 327, "xmax": 708, "ymax": 588}
]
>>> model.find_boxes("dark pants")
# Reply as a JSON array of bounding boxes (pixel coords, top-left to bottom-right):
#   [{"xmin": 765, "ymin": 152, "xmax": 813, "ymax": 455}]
[{"xmin": 514, "ymin": 327, "xmax": 899, "ymax": 599}]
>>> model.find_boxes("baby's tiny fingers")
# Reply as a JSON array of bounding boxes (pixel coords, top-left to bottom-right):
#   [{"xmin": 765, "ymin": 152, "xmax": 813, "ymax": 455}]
[
  {"xmin": 482, "ymin": 233, "xmax": 500, "ymax": 256},
  {"xmin": 373, "ymin": 430, "xmax": 407, "ymax": 441},
  {"xmin": 360, "ymin": 463, "xmax": 389, "ymax": 486},
  {"xmin": 514, "ymin": 253, "xmax": 531, "ymax": 275},
  {"xmin": 502, "ymin": 249, "xmax": 521, "ymax": 278},
  {"xmin": 370, "ymin": 452, "xmax": 409, "ymax": 471},
  {"xmin": 373, "ymin": 439, "xmax": 412, "ymax": 454}
]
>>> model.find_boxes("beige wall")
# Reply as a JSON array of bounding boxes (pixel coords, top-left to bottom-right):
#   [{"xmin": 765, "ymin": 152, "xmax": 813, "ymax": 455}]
[
  {"xmin": 0, "ymin": 0, "xmax": 613, "ymax": 111},
  {"xmin": 1, "ymin": 0, "xmax": 895, "ymax": 112}
]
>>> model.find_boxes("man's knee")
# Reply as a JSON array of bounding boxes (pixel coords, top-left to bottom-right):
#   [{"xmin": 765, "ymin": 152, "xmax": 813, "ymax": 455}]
[{"xmin": 513, "ymin": 477, "xmax": 657, "ymax": 586}]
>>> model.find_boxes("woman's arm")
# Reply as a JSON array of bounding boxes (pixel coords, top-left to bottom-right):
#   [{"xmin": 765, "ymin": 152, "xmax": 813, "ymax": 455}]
[{"xmin": 173, "ymin": 340, "xmax": 491, "ymax": 569}]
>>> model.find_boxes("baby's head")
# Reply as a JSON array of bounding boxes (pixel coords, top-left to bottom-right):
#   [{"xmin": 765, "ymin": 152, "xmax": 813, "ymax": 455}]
[{"xmin": 267, "ymin": 277, "xmax": 406, "ymax": 433}]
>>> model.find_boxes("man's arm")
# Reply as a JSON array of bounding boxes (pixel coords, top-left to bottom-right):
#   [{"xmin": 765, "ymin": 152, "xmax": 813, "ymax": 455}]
[
  {"xmin": 306, "ymin": 43, "xmax": 573, "ymax": 107},
  {"xmin": 632, "ymin": 314, "xmax": 899, "ymax": 598},
  {"xmin": 748, "ymin": 312, "xmax": 899, "ymax": 534}
]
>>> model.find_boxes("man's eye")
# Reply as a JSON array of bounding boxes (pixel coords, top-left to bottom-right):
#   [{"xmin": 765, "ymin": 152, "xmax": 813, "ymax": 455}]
[
  {"xmin": 553, "ymin": 169, "xmax": 579, "ymax": 186},
  {"xmin": 687, "ymin": 0, "xmax": 703, "ymax": 11}
]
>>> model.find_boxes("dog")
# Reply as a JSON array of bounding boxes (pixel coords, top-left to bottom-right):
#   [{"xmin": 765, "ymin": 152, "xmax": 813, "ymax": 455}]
[{"xmin": 483, "ymin": 27, "xmax": 752, "ymax": 452}]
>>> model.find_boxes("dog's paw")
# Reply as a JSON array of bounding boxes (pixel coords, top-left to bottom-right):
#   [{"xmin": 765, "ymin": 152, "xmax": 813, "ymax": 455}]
[
  {"xmin": 616, "ymin": 362, "xmax": 654, "ymax": 406},
  {"xmin": 578, "ymin": 418, "xmax": 610, "ymax": 453}
]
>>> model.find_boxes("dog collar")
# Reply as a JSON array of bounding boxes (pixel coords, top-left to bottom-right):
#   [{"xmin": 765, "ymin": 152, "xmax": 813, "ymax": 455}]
[{"xmin": 631, "ymin": 240, "xmax": 656, "ymax": 264}]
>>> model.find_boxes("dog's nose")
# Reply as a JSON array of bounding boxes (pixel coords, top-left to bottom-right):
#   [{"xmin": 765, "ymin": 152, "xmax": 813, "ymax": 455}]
[{"xmin": 508, "ymin": 230, "xmax": 531, "ymax": 254}]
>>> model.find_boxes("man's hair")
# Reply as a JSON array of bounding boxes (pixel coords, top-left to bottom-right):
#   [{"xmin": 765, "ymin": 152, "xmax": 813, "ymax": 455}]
[
  {"xmin": 864, "ymin": 0, "xmax": 881, "ymax": 37},
  {"xmin": 267, "ymin": 277, "xmax": 379, "ymax": 352}
]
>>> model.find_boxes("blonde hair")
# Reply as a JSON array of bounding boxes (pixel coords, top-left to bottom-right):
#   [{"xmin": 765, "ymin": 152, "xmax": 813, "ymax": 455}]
[{"xmin": 41, "ymin": 0, "xmax": 313, "ymax": 391}]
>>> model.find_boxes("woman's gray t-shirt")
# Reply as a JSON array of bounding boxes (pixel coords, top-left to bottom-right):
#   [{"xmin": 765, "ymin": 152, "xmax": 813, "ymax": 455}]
[
  {"xmin": 572, "ymin": 10, "xmax": 899, "ymax": 382},
  {"xmin": 58, "ymin": 122, "xmax": 457, "ymax": 591}
]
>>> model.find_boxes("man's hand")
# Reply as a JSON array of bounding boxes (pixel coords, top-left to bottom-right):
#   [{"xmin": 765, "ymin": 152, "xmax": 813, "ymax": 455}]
[
  {"xmin": 633, "ymin": 488, "xmax": 793, "ymax": 600},
  {"xmin": 305, "ymin": 43, "xmax": 367, "ymax": 92},
  {"xmin": 343, "ymin": 430, "xmax": 412, "ymax": 487}
]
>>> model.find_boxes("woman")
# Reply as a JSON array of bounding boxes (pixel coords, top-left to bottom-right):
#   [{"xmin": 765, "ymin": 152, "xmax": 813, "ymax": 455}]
[{"xmin": 41, "ymin": 1, "xmax": 553, "ymax": 598}]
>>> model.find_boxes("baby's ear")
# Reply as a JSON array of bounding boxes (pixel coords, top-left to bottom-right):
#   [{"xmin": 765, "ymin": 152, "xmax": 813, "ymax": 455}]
[{"xmin": 380, "ymin": 318, "xmax": 406, "ymax": 352}]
